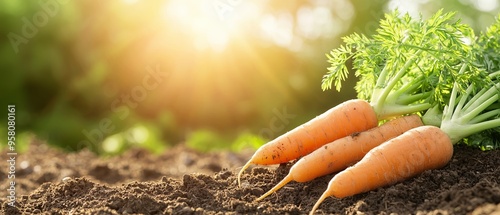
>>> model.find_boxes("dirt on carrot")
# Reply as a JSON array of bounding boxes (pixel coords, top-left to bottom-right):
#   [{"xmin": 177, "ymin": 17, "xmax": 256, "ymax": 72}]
[
  {"xmin": 0, "ymin": 141, "xmax": 499, "ymax": 214},
  {"xmin": 238, "ymin": 99, "xmax": 378, "ymax": 186},
  {"xmin": 256, "ymin": 114, "xmax": 423, "ymax": 202}
]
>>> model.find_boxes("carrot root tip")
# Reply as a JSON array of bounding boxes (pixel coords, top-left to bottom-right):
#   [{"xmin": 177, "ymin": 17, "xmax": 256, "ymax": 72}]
[
  {"xmin": 309, "ymin": 192, "xmax": 329, "ymax": 215},
  {"xmin": 237, "ymin": 160, "xmax": 253, "ymax": 187},
  {"xmin": 255, "ymin": 174, "xmax": 294, "ymax": 202}
]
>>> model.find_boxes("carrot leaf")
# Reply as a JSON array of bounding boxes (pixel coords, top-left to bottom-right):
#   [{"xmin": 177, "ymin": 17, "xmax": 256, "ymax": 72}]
[
  {"xmin": 323, "ymin": 9, "xmax": 483, "ymax": 120},
  {"xmin": 423, "ymin": 15, "xmax": 500, "ymax": 150},
  {"xmin": 323, "ymin": 9, "xmax": 500, "ymax": 149}
]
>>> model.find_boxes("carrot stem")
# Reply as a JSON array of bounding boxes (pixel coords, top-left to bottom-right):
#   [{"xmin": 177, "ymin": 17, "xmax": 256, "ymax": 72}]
[
  {"xmin": 451, "ymin": 64, "xmax": 471, "ymax": 119},
  {"xmin": 371, "ymin": 51, "xmax": 423, "ymax": 120},
  {"xmin": 462, "ymin": 95, "xmax": 499, "ymax": 122},
  {"xmin": 469, "ymin": 109, "xmax": 500, "ymax": 124}
]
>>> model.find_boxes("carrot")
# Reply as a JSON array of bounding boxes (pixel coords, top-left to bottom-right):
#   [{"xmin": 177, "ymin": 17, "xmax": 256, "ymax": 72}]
[
  {"xmin": 255, "ymin": 114, "xmax": 423, "ymax": 201},
  {"xmin": 238, "ymin": 99, "xmax": 378, "ymax": 186},
  {"xmin": 309, "ymin": 125, "xmax": 453, "ymax": 215}
]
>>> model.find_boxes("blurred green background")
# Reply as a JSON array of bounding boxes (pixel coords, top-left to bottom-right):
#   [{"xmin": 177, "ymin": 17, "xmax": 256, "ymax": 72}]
[{"xmin": 1, "ymin": 0, "xmax": 499, "ymax": 154}]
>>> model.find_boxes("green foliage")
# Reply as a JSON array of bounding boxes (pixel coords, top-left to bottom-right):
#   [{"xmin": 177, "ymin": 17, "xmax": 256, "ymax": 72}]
[
  {"xmin": 477, "ymin": 16, "xmax": 500, "ymax": 73},
  {"xmin": 323, "ymin": 10, "xmax": 487, "ymax": 120},
  {"xmin": 100, "ymin": 123, "xmax": 167, "ymax": 156},
  {"xmin": 230, "ymin": 132, "xmax": 267, "ymax": 151},
  {"xmin": 186, "ymin": 130, "xmax": 229, "ymax": 152},
  {"xmin": 436, "ymin": 69, "xmax": 500, "ymax": 149},
  {"xmin": 456, "ymin": 16, "xmax": 500, "ymax": 150},
  {"xmin": 325, "ymin": 9, "xmax": 500, "ymax": 150},
  {"xmin": 322, "ymin": 44, "xmax": 354, "ymax": 92},
  {"xmin": 186, "ymin": 130, "xmax": 265, "ymax": 152},
  {"xmin": 464, "ymin": 127, "xmax": 500, "ymax": 150},
  {"xmin": 323, "ymin": 10, "xmax": 483, "ymax": 105}
]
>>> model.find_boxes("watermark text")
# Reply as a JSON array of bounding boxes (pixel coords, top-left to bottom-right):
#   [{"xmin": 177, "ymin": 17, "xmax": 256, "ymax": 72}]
[{"xmin": 6, "ymin": 105, "xmax": 17, "ymax": 207}]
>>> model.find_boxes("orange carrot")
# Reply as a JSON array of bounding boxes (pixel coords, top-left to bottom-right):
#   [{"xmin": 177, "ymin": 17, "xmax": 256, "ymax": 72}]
[
  {"xmin": 255, "ymin": 114, "xmax": 423, "ymax": 201},
  {"xmin": 309, "ymin": 125, "xmax": 453, "ymax": 215},
  {"xmin": 238, "ymin": 99, "xmax": 378, "ymax": 186}
]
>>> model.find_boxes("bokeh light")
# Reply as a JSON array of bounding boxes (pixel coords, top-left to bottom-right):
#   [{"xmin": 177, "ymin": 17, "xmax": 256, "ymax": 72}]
[{"xmin": 1, "ymin": 0, "xmax": 499, "ymax": 152}]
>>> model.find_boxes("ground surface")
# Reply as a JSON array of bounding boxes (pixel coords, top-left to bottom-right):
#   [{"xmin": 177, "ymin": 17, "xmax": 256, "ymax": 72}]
[{"xmin": 1, "ymin": 140, "xmax": 499, "ymax": 215}]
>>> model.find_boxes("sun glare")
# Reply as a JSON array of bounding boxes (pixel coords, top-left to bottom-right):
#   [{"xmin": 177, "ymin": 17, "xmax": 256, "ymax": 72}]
[
  {"xmin": 122, "ymin": 0, "xmax": 139, "ymax": 5},
  {"xmin": 162, "ymin": 0, "xmax": 253, "ymax": 52}
]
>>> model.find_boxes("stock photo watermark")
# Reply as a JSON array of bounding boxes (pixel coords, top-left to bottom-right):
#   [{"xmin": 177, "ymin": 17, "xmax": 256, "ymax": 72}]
[
  {"xmin": 7, "ymin": 0, "xmax": 69, "ymax": 53},
  {"xmin": 6, "ymin": 105, "xmax": 17, "ymax": 207},
  {"xmin": 258, "ymin": 107, "xmax": 296, "ymax": 141},
  {"xmin": 78, "ymin": 64, "xmax": 170, "ymax": 150},
  {"xmin": 212, "ymin": 0, "xmax": 243, "ymax": 20}
]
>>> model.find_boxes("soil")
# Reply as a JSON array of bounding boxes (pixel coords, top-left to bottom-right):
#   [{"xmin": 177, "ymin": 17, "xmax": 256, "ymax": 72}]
[{"xmin": 1, "ymin": 139, "xmax": 499, "ymax": 215}]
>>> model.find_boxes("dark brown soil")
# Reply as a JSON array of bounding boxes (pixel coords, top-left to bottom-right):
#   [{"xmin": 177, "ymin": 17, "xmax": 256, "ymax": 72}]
[{"xmin": 1, "ymin": 140, "xmax": 499, "ymax": 215}]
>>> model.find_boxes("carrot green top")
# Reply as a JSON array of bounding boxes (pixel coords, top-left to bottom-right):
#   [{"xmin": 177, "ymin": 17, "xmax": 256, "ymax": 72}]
[{"xmin": 322, "ymin": 10, "xmax": 500, "ymax": 150}]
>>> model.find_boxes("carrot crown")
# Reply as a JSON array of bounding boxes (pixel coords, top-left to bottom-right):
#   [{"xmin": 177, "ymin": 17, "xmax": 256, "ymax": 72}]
[{"xmin": 420, "ymin": 15, "xmax": 500, "ymax": 150}]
